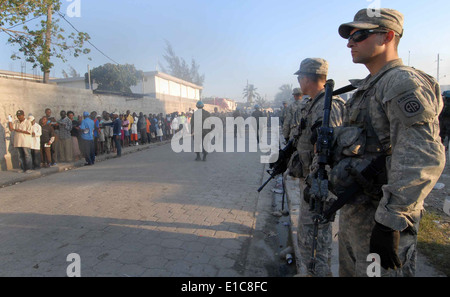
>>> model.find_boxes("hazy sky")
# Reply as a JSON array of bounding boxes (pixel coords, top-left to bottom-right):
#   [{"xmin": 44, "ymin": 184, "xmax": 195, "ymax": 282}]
[{"xmin": 1, "ymin": 0, "xmax": 449, "ymax": 102}]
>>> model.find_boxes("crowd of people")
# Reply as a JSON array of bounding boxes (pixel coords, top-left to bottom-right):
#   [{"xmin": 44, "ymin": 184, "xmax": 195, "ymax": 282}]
[
  {"xmin": 7, "ymin": 107, "xmax": 202, "ymax": 171},
  {"xmin": 7, "ymin": 105, "xmax": 280, "ymax": 171}
]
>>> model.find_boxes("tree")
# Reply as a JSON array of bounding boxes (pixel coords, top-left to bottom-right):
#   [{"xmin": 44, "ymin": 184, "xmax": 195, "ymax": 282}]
[
  {"xmin": 62, "ymin": 65, "xmax": 80, "ymax": 78},
  {"xmin": 255, "ymin": 95, "xmax": 270, "ymax": 109},
  {"xmin": 159, "ymin": 40, "xmax": 205, "ymax": 86},
  {"xmin": 274, "ymin": 84, "xmax": 294, "ymax": 108},
  {"xmin": 243, "ymin": 83, "xmax": 260, "ymax": 105},
  {"xmin": 87, "ymin": 63, "xmax": 143, "ymax": 94},
  {"xmin": 0, "ymin": 0, "xmax": 91, "ymax": 83}
]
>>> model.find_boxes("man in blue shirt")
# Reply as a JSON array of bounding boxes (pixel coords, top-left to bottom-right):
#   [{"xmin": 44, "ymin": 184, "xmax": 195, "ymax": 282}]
[
  {"xmin": 79, "ymin": 111, "xmax": 95, "ymax": 165},
  {"xmin": 102, "ymin": 112, "xmax": 122, "ymax": 157}
]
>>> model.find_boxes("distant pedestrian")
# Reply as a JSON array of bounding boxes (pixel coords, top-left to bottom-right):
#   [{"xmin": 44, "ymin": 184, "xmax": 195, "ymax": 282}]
[
  {"xmin": 145, "ymin": 115, "xmax": 152, "ymax": 143},
  {"xmin": 29, "ymin": 115, "xmax": 42, "ymax": 170},
  {"xmin": 8, "ymin": 110, "xmax": 33, "ymax": 173},
  {"xmin": 122, "ymin": 115, "xmax": 130, "ymax": 147},
  {"xmin": 112, "ymin": 112, "xmax": 122, "ymax": 157},
  {"xmin": 79, "ymin": 111, "xmax": 95, "ymax": 166},
  {"xmin": 191, "ymin": 101, "xmax": 211, "ymax": 161},
  {"xmin": 171, "ymin": 114, "xmax": 179, "ymax": 135},
  {"xmin": 156, "ymin": 120, "xmax": 163, "ymax": 142},
  {"xmin": 251, "ymin": 105, "xmax": 264, "ymax": 143},
  {"xmin": 97, "ymin": 115, "xmax": 105, "ymax": 154},
  {"xmin": 102, "ymin": 113, "xmax": 113, "ymax": 154},
  {"xmin": 137, "ymin": 112, "xmax": 147, "ymax": 144},
  {"xmin": 40, "ymin": 116, "xmax": 55, "ymax": 168},
  {"xmin": 131, "ymin": 113, "xmax": 138, "ymax": 146},
  {"xmin": 67, "ymin": 111, "xmax": 82, "ymax": 161},
  {"xmin": 57, "ymin": 110, "xmax": 73, "ymax": 163}
]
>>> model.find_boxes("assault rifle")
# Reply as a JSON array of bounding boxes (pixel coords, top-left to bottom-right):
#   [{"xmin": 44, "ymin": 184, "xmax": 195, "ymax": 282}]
[
  {"xmin": 307, "ymin": 79, "xmax": 335, "ymax": 275},
  {"xmin": 257, "ymin": 139, "xmax": 295, "ymax": 193}
]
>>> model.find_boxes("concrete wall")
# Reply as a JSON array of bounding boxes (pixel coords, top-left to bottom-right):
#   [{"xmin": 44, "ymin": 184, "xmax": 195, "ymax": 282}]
[{"xmin": 0, "ymin": 77, "xmax": 219, "ymax": 171}]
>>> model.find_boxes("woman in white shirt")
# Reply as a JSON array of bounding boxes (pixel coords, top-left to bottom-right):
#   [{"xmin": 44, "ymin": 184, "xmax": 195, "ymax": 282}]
[{"xmin": 29, "ymin": 115, "xmax": 42, "ymax": 169}]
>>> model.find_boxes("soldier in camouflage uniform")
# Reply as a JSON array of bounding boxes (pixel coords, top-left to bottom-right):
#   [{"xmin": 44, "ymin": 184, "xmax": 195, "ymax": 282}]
[
  {"xmin": 282, "ymin": 88, "xmax": 308, "ymax": 143},
  {"xmin": 280, "ymin": 102, "xmax": 289, "ymax": 127},
  {"xmin": 330, "ymin": 8, "xmax": 445, "ymax": 277},
  {"xmin": 294, "ymin": 58, "xmax": 345, "ymax": 276}
]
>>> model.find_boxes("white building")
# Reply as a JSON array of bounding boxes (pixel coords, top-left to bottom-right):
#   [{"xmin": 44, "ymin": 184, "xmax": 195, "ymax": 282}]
[
  {"xmin": 131, "ymin": 71, "xmax": 202, "ymax": 101},
  {"xmin": 50, "ymin": 71, "xmax": 202, "ymax": 102}
]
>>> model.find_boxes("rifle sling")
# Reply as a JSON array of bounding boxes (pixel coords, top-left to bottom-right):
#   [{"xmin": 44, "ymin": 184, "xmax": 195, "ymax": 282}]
[{"xmin": 332, "ymin": 84, "xmax": 357, "ymax": 96}]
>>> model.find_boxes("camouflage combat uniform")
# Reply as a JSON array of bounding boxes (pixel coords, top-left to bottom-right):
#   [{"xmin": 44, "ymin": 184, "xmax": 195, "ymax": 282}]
[
  {"xmin": 283, "ymin": 99, "xmax": 309, "ymax": 142},
  {"xmin": 330, "ymin": 59, "xmax": 445, "ymax": 277},
  {"xmin": 296, "ymin": 89, "xmax": 345, "ymax": 277}
]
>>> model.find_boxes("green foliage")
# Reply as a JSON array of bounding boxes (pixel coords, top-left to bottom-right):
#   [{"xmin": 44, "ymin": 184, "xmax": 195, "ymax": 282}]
[
  {"xmin": 243, "ymin": 83, "xmax": 260, "ymax": 105},
  {"xmin": 274, "ymin": 84, "xmax": 293, "ymax": 108},
  {"xmin": 0, "ymin": 0, "xmax": 90, "ymax": 80},
  {"xmin": 159, "ymin": 40, "xmax": 205, "ymax": 86},
  {"xmin": 87, "ymin": 63, "xmax": 144, "ymax": 94}
]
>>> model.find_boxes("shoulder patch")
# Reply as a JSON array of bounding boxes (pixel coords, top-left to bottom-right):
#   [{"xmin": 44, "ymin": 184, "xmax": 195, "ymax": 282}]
[{"xmin": 397, "ymin": 95, "xmax": 424, "ymax": 118}]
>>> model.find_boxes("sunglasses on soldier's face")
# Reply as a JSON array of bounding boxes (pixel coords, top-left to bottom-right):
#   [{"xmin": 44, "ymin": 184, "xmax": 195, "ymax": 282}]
[{"xmin": 348, "ymin": 29, "xmax": 389, "ymax": 43}]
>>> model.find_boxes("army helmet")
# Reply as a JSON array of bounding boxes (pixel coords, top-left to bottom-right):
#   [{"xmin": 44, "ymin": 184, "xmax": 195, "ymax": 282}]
[
  {"xmin": 443, "ymin": 90, "xmax": 450, "ymax": 98},
  {"xmin": 196, "ymin": 101, "xmax": 204, "ymax": 108}
]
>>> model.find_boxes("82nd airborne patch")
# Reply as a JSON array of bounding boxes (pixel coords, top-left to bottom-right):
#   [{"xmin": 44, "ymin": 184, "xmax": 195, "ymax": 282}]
[{"xmin": 397, "ymin": 95, "xmax": 424, "ymax": 118}]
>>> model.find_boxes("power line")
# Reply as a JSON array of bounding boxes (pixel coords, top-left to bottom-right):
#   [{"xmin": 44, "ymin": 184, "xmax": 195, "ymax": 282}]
[
  {"xmin": 7, "ymin": 15, "xmax": 41, "ymax": 30},
  {"xmin": 56, "ymin": 11, "xmax": 120, "ymax": 65}
]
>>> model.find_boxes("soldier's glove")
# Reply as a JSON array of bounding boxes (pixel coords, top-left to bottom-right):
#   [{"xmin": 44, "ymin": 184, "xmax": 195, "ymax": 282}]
[{"xmin": 370, "ymin": 222, "xmax": 402, "ymax": 270}]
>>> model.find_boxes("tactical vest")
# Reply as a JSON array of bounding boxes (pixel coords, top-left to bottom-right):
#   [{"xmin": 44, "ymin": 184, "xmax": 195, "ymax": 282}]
[
  {"xmin": 330, "ymin": 68, "xmax": 400, "ymax": 203},
  {"xmin": 328, "ymin": 64, "xmax": 443, "ymax": 212}
]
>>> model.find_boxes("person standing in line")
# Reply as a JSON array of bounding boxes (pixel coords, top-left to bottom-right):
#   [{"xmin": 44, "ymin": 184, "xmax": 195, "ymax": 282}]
[
  {"xmin": 39, "ymin": 116, "xmax": 55, "ymax": 168},
  {"xmin": 171, "ymin": 114, "xmax": 179, "ymax": 136},
  {"xmin": 122, "ymin": 115, "xmax": 130, "ymax": 147},
  {"xmin": 102, "ymin": 112, "xmax": 122, "ymax": 157},
  {"xmin": 8, "ymin": 110, "xmax": 33, "ymax": 173},
  {"xmin": 67, "ymin": 111, "xmax": 82, "ymax": 161},
  {"xmin": 57, "ymin": 110, "xmax": 73, "ymax": 163},
  {"xmin": 29, "ymin": 115, "xmax": 42, "ymax": 170},
  {"xmin": 97, "ymin": 115, "xmax": 106, "ymax": 154},
  {"xmin": 156, "ymin": 119, "xmax": 164, "ymax": 142},
  {"xmin": 130, "ymin": 112, "xmax": 138, "ymax": 146},
  {"xmin": 145, "ymin": 115, "xmax": 152, "ymax": 143},
  {"xmin": 137, "ymin": 112, "xmax": 147, "ymax": 145},
  {"xmin": 79, "ymin": 111, "xmax": 95, "ymax": 166},
  {"xmin": 43, "ymin": 108, "xmax": 58, "ymax": 165},
  {"xmin": 112, "ymin": 112, "xmax": 122, "ymax": 157},
  {"xmin": 102, "ymin": 113, "xmax": 113, "ymax": 154}
]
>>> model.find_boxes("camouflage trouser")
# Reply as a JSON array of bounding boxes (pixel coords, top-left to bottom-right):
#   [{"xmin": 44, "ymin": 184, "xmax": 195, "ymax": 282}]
[
  {"xmin": 339, "ymin": 201, "xmax": 419, "ymax": 277},
  {"xmin": 298, "ymin": 180, "xmax": 333, "ymax": 277}
]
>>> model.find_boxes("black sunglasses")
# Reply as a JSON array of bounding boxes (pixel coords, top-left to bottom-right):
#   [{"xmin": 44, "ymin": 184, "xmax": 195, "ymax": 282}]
[{"xmin": 348, "ymin": 29, "xmax": 389, "ymax": 43}]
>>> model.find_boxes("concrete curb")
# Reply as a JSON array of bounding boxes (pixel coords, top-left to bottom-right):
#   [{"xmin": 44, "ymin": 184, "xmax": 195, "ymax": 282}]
[{"xmin": 0, "ymin": 140, "xmax": 171, "ymax": 189}]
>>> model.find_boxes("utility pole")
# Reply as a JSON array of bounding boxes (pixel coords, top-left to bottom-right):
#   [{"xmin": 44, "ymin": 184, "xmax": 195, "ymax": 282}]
[
  {"xmin": 87, "ymin": 65, "xmax": 91, "ymax": 90},
  {"xmin": 43, "ymin": 3, "xmax": 52, "ymax": 83}
]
